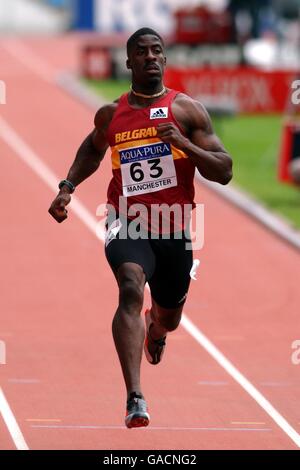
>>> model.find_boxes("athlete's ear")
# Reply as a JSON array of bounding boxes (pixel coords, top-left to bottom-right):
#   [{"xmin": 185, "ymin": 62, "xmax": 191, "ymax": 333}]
[
  {"xmin": 164, "ymin": 56, "xmax": 167, "ymax": 66},
  {"xmin": 126, "ymin": 58, "xmax": 132, "ymax": 70}
]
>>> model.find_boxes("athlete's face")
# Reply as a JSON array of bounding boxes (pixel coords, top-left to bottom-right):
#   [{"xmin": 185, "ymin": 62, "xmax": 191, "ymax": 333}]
[{"xmin": 127, "ymin": 35, "xmax": 166, "ymax": 86}]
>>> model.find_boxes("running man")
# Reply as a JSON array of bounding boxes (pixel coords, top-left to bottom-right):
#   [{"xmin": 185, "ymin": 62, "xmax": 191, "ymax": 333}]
[{"xmin": 48, "ymin": 27, "xmax": 233, "ymax": 428}]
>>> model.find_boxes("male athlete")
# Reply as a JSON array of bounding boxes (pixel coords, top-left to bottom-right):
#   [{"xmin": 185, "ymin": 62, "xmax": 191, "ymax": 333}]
[{"xmin": 49, "ymin": 28, "xmax": 232, "ymax": 428}]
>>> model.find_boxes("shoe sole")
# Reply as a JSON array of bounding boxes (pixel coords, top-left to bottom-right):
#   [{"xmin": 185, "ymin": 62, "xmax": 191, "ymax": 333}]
[{"xmin": 125, "ymin": 413, "xmax": 150, "ymax": 429}]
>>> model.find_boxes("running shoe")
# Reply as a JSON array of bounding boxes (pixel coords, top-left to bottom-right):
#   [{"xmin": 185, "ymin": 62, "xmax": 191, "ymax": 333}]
[
  {"xmin": 144, "ymin": 309, "xmax": 166, "ymax": 365},
  {"xmin": 125, "ymin": 393, "xmax": 150, "ymax": 429}
]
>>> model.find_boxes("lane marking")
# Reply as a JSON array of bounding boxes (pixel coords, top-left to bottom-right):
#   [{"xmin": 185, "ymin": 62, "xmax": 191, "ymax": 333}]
[
  {"xmin": 0, "ymin": 116, "xmax": 103, "ymax": 242},
  {"xmin": 30, "ymin": 424, "xmax": 271, "ymax": 432},
  {"xmin": 0, "ymin": 387, "xmax": 29, "ymax": 450},
  {"xmin": 8, "ymin": 379, "xmax": 40, "ymax": 384},
  {"xmin": 231, "ymin": 422, "xmax": 266, "ymax": 425},
  {"xmin": 182, "ymin": 315, "xmax": 300, "ymax": 447},
  {"xmin": 1, "ymin": 115, "xmax": 300, "ymax": 448},
  {"xmin": 26, "ymin": 419, "xmax": 61, "ymax": 422}
]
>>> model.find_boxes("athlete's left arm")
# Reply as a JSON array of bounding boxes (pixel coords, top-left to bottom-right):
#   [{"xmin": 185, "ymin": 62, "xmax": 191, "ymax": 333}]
[{"xmin": 157, "ymin": 99, "xmax": 233, "ymax": 185}]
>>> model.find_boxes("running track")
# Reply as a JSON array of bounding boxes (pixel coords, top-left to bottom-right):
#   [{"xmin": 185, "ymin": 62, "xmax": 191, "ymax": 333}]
[{"xmin": 0, "ymin": 35, "xmax": 300, "ymax": 450}]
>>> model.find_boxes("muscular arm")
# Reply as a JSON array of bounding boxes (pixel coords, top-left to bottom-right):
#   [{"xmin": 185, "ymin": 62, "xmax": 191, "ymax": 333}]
[
  {"xmin": 157, "ymin": 96, "xmax": 233, "ymax": 185},
  {"xmin": 64, "ymin": 131, "xmax": 107, "ymax": 188},
  {"xmin": 63, "ymin": 104, "xmax": 116, "ymax": 188},
  {"xmin": 48, "ymin": 104, "xmax": 115, "ymax": 222}
]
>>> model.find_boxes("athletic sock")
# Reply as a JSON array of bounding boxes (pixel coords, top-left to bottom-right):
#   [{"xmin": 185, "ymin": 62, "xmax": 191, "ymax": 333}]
[{"xmin": 128, "ymin": 392, "xmax": 144, "ymax": 401}]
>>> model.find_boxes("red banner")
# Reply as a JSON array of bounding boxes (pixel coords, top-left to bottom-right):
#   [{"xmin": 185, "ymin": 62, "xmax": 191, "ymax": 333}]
[{"xmin": 165, "ymin": 67, "xmax": 297, "ymax": 113}]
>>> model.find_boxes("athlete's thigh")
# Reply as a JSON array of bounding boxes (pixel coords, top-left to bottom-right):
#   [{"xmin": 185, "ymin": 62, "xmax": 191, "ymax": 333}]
[
  {"xmin": 105, "ymin": 217, "xmax": 156, "ymax": 282},
  {"xmin": 148, "ymin": 234, "xmax": 193, "ymax": 309}
]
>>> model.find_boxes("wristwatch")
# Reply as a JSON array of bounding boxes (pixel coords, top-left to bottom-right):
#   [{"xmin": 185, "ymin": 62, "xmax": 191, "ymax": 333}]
[{"xmin": 58, "ymin": 179, "xmax": 75, "ymax": 193}]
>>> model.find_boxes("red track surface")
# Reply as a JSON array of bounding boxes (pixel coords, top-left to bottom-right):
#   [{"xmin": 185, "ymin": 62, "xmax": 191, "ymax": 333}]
[{"xmin": 0, "ymin": 35, "xmax": 300, "ymax": 450}]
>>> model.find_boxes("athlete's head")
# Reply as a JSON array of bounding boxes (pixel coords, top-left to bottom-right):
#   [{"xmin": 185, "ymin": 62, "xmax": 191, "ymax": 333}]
[{"xmin": 126, "ymin": 28, "xmax": 166, "ymax": 88}]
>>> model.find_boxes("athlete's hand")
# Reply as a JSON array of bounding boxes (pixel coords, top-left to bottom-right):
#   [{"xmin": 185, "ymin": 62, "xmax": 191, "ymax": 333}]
[
  {"xmin": 48, "ymin": 190, "xmax": 71, "ymax": 223},
  {"xmin": 156, "ymin": 122, "xmax": 189, "ymax": 149}
]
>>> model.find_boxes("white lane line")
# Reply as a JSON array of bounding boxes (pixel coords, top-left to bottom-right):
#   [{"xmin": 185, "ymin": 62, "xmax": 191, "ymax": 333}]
[
  {"xmin": 1, "ymin": 115, "xmax": 300, "ymax": 449},
  {"xmin": 0, "ymin": 387, "xmax": 29, "ymax": 450},
  {"xmin": 0, "ymin": 116, "xmax": 103, "ymax": 242},
  {"xmin": 26, "ymin": 419, "xmax": 62, "ymax": 422},
  {"xmin": 30, "ymin": 424, "xmax": 271, "ymax": 432},
  {"xmin": 7, "ymin": 379, "xmax": 41, "ymax": 384},
  {"xmin": 182, "ymin": 315, "xmax": 300, "ymax": 448}
]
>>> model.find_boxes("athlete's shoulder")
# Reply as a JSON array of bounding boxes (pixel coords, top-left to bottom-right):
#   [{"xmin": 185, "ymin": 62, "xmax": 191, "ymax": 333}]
[
  {"xmin": 94, "ymin": 97, "xmax": 122, "ymax": 129},
  {"xmin": 173, "ymin": 92, "xmax": 207, "ymax": 113},
  {"xmin": 172, "ymin": 92, "xmax": 211, "ymax": 129}
]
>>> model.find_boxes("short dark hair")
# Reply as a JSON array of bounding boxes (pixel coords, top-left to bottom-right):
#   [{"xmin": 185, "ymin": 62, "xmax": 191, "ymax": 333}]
[{"xmin": 126, "ymin": 27, "xmax": 164, "ymax": 56}]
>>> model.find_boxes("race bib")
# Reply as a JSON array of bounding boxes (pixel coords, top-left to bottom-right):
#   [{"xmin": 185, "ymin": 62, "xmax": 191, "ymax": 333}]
[{"xmin": 119, "ymin": 142, "xmax": 177, "ymax": 197}]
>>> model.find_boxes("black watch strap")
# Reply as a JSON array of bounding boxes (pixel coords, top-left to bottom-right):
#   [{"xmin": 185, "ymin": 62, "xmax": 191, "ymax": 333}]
[{"xmin": 58, "ymin": 179, "xmax": 75, "ymax": 193}]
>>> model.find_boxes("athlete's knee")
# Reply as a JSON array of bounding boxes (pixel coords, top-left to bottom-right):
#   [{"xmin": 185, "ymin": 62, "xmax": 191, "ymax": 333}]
[
  {"xmin": 154, "ymin": 306, "xmax": 183, "ymax": 332},
  {"xmin": 117, "ymin": 264, "xmax": 145, "ymax": 313},
  {"xmin": 160, "ymin": 315, "xmax": 181, "ymax": 332}
]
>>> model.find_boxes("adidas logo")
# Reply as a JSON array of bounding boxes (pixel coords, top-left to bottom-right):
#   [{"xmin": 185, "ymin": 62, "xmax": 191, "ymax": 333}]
[{"xmin": 150, "ymin": 107, "xmax": 168, "ymax": 119}]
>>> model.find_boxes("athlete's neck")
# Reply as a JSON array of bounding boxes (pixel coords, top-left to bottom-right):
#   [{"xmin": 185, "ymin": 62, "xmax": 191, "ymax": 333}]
[
  {"xmin": 129, "ymin": 82, "xmax": 167, "ymax": 107},
  {"xmin": 130, "ymin": 84, "xmax": 166, "ymax": 99},
  {"xmin": 131, "ymin": 81, "xmax": 165, "ymax": 96}
]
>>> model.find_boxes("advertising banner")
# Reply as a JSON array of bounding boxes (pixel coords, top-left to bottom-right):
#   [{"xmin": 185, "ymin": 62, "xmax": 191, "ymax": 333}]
[{"xmin": 164, "ymin": 67, "xmax": 297, "ymax": 113}]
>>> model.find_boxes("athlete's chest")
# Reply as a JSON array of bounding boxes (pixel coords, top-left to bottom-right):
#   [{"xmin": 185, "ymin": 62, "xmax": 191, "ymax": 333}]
[{"xmin": 109, "ymin": 97, "xmax": 188, "ymax": 141}]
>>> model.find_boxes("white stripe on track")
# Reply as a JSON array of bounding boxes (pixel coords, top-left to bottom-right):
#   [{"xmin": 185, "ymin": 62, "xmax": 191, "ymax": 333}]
[
  {"xmin": 1, "ymin": 115, "xmax": 300, "ymax": 448},
  {"xmin": 0, "ymin": 116, "xmax": 104, "ymax": 242},
  {"xmin": 0, "ymin": 387, "xmax": 29, "ymax": 450},
  {"xmin": 30, "ymin": 424, "xmax": 271, "ymax": 432},
  {"xmin": 181, "ymin": 315, "xmax": 300, "ymax": 448}
]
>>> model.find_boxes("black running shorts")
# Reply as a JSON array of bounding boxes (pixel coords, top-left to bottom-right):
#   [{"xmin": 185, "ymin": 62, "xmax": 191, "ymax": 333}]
[{"xmin": 104, "ymin": 215, "xmax": 193, "ymax": 309}]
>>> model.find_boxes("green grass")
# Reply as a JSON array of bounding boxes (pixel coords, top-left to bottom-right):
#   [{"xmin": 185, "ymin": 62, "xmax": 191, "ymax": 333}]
[
  {"xmin": 83, "ymin": 78, "xmax": 130, "ymax": 101},
  {"xmin": 216, "ymin": 114, "xmax": 300, "ymax": 229},
  {"xmin": 84, "ymin": 78, "xmax": 300, "ymax": 229}
]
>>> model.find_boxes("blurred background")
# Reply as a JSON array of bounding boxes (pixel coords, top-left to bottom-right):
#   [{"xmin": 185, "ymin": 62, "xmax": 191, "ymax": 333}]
[{"xmin": 1, "ymin": 0, "xmax": 300, "ymax": 228}]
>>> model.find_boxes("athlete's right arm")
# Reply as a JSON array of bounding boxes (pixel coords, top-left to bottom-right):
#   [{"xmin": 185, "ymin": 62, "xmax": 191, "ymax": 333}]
[{"xmin": 48, "ymin": 104, "xmax": 115, "ymax": 223}]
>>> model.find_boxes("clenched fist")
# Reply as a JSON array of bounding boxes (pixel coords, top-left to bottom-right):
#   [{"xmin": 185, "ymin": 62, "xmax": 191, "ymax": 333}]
[
  {"xmin": 156, "ymin": 122, "xmax": 189, "ymax": 150},
  {"xmin": 48, "ymin": 190, "xmax": 71, "ymax": 223}
]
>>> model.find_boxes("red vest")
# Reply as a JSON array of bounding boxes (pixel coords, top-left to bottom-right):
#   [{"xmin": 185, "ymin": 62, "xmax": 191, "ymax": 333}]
[{"xmin": 107, "ymin": 89, "xmax": 195, "ymax": 232}]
